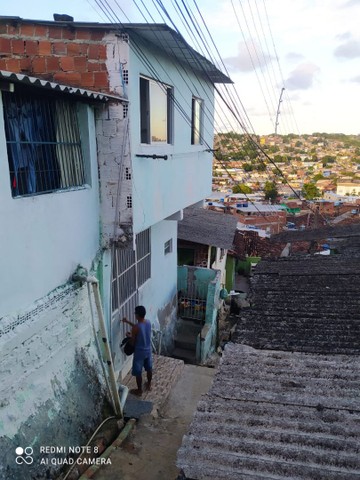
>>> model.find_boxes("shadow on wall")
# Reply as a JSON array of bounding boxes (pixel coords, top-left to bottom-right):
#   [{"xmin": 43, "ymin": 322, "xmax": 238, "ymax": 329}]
[
  {"xmin": 157, "ymin": 293, "xmax": 177, "ymax": 356},
  {"xmin": 0, "ymin": 348, "xmax": 112, "ymax": 480}
]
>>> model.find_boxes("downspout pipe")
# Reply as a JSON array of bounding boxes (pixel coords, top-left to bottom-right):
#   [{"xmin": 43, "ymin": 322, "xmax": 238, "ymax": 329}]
[{"xmin": 73, "ymin": 272, "xmax": 128, "ymax": 418}]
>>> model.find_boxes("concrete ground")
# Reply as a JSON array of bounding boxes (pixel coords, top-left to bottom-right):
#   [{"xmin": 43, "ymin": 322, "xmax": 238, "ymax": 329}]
[{"xmin": 93, "ymin": 365, "xmax": 215, "ymax": 480}]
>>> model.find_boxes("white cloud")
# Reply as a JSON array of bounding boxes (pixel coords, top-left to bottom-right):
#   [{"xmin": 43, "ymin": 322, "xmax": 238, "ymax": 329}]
[
  {"xmin": 334, "ymin": 37, "xmax": 360, "ymax": 59},
  {"xmin": 224, "ymin": 39, "xmax": 275, "ymax": 72},
  {"xmin": 285, "ymin": 63, "xmax": 320, "ymax": 91},
  {"xmin": 286, "ymin": 52, "xmax": 305, "ymax": 62},
  {"xmin": 349, "ymin": 75, "xmax": 360, "ymax": 83}
]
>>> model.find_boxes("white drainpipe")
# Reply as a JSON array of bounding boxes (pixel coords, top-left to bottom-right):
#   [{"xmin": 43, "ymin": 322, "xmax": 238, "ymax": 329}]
[{"xmin": 73, "ymin": 272, "xmax": 128, "ymax": 418}]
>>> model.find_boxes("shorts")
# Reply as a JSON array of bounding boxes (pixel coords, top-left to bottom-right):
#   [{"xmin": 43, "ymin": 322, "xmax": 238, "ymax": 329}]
[{"xmin": 132, "ymin": 350, "xmax": 153, "ymax": 377}]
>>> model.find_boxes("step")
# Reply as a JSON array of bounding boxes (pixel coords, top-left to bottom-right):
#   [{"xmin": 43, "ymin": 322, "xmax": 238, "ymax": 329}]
[
  {"xmin": 174, "ymin": 333, "xmax": 198, "ymax": 351},
  {"xmin": 172, "ymin": 347, "xmax": 197, "ymax": 364}
]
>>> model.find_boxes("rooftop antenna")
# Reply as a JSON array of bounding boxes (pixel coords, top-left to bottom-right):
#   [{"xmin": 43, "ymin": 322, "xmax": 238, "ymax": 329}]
[{"xmin": 275, "ymin": 87, "xmax": 285, "ymax": 135}]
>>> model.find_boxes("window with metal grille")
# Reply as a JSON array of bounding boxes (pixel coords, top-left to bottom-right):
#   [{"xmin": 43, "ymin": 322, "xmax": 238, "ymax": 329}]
[
  {"xmin": 164, "ymin": 239, "xmax": 173, "ymax": 255},
  {"xmin": 2, "ymin": 90, "xmax": 86, "ymax": 197},
  {"xmin": 111, "ymin": 228, "xmax": 151, "ymax": 313},
  {"xmin": 111, "ymin": 247, "xmax": 136, "ymax": 312},
  {"xmin": 136, "ymin": 228, "xmax": 151, "ymax": 287},
  {"xmin": 126, "ymin": 195, "xmax": 132, "ymax": 208}
]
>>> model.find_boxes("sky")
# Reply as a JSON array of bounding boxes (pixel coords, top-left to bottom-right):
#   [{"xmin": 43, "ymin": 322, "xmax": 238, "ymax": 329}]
[{"xmin": 2, "ymin": 0, "xmax": 360, "ymax": 135}]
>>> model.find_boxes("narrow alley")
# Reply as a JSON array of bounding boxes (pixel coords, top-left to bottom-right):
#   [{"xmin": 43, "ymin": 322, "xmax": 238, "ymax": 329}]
[{"xmin": 93, "ymin": 365, "xmax": 215, "ymax": 480}]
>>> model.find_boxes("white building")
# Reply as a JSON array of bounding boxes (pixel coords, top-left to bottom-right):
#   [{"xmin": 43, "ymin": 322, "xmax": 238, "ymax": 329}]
[
  {"xmin": 336, "ymin": 182, "xmax": 360, "ymax": 196},
  {"xmin": 0, "ymin": 17, "xmax": 231, "ymax": 479}
]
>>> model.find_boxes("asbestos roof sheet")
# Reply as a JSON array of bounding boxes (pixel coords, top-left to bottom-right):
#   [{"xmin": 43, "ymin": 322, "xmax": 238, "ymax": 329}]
[
  {"xmin": 178, "ymin": 207, "xmax": 237, "ymax": 250},
  {"xmin": 233, "ymin": 254, "xmax": 360, "ymax": 354},
  {"xmin": 177, "ymin": 343, "xmax": 360, "ymax": 480},
  {"xmin": 0, "ymin": 70, "xmax": 126, "ymax": 102}
]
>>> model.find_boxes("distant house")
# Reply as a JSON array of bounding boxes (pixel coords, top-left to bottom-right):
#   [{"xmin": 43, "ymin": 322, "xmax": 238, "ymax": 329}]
[
  {"xmin": 177, "ymin": 206, "xmax": 237, "ymax": 289},
  {"xmin": 337, "ymin": 181, "xmax": 360, "ymax": 196},
  {"xmin": 0, "ymin": 15, "xmax": 231, "ymax": 479}
]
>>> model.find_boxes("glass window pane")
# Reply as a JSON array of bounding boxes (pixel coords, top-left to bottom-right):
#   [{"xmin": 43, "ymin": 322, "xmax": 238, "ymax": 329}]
[{"xmin": 150, "ymin": 81, "xmax": 167, "ymax": 143}]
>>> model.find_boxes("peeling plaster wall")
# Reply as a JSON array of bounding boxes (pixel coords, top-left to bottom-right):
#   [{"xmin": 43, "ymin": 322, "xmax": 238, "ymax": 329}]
[
  {"xmin": 0, "ymin": 284, "xmax": 110, "ymax": 480},
  {"xmin": 98, "ymin": 33, "xmax": 133, "ymax": 247},
  {"xmin": 138, "ymin": 219, "xmax": 178, "ymax": 354}
]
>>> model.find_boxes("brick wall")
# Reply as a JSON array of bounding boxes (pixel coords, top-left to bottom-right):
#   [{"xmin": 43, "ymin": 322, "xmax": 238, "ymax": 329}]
[{"xmin": 0, "ymin": 21, "xmax": 110, "ymax": 91}]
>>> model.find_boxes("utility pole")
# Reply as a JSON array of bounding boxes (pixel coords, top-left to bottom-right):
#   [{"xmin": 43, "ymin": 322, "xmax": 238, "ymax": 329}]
[{"xmin": 275, "ymin": 87, "xmax": 285, "ymax": 135}]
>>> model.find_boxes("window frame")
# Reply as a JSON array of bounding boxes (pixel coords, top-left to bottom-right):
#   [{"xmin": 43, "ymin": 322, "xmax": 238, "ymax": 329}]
[
  {"xmin": 191, "ymin": 96, "xmax": 204, "ymax": 145},
  {"xmin": 139, "ymin": 75, "xmax": 173, "ymax": 145},
  {"xmin": 2, "ymin": 88, "xmax": 88, "ymax": 198},
  {"xmin": 164, "ymin": 238, "xmax": 173, "ymax": 255}
]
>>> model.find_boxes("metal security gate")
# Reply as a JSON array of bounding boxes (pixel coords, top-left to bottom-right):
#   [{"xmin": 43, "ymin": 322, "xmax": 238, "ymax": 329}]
[{"xmin": 110, "ymin": 229, "xmax": 151, "ymax": 375}]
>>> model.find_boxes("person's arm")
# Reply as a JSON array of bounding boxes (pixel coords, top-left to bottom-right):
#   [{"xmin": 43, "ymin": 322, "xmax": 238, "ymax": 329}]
[
  {"xmin": 128, "ymin": 324, "xmax": 139, "ymax": 346},
  {"xmin": 122, "ymin": 317, "xmax": 135, "ymax": 327}
]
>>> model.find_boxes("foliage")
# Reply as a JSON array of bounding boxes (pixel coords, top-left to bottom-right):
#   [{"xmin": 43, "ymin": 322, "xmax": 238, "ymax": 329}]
[
  {"xmin": 232, "ymin": 184, "xmax": 252, "ymax": 194},
  {"xmin": 302, "ymin": 182, "xmax": 321, "ymax": 199},
  {"xmin": 264, "ymin": 181, "xmax": 278, "ymax": 202}
]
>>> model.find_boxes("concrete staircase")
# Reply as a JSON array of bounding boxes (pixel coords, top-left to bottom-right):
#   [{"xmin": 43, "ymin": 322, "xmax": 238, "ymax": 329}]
[{"xmin": 172, "ymin": 318, "xmax": 202, "ymax": 364}]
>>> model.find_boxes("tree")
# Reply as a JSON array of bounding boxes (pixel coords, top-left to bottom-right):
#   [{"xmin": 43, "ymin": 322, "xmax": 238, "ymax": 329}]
[
  {"xmin": 232, "ymin": 184, "xmax": 252, "ymax": 194},
  {"xmin": 302, "ymin": 183, "xmax": 321, "ymax": 200},
  {"xmin": 264, "ymin": 181, "xmax": 278, "ymax": 203},
  {"xmin": 243, "ymin": 163, "xmax": 253, "ymax": 172}
]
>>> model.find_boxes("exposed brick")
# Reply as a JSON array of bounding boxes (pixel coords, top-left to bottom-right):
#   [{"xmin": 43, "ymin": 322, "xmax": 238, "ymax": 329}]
[
  {"xmin": 94, "ymin": 71, "xmax": 108, "ymax": 88},
  {"xmin": 7, "ymin": 24, "xmax": 18, "ymax": 35},
  {"xmin": 32, "ymin": 57, "xmax": 46, "ymax": 74},
  {"xmin": 6, "ymin": 58, "xmax": 20, "ymax": 72},
  {"xmin": 20, "ymin": 24, "xmax": 35, "ymax": 37},
  {"xmin": 76, "ymin": 29, "xmax": 91, "ymax": 40},
  {"xmin": 62, "ymin": 28, "xmax": 76, "ymax": 41},
  {"xmin": 0, "ymin": 38, "xmax": 11, "ymax": 54},
  {"xmin": 12, "ymin": 39, "xmax": 25, "ymax": 54},
  {"xmin": 0, "ymin": 58, "xmax": 7, "ymax": 70},
  {"xmin": 38, "ymin": 41, "xmax": 51, "ymax": 55},
  {"xmin": 81, "ymin": 72, "xmax": 95, "ymax": 88},
  {"xmin": 34, "ymin": 25, "xmax": 48, "ymax": 37},
  {"xmin": 25, "ymin": 40, "xmax": 39, "ymax": 55},
  {"xmin": 87, "ymin": 61, "xmax": 102, "ymax": 72},
  {"xmin": 48, "ymin": 26, "xmax": 63, "ymax": 39},
  {"xmin": 46, "ymin": 56, "xmax": 60, "ymax": 72},
  {"xmin": 52, "ymin": 42, "xmax": 67, "ymax": 55},
  {"xmin": 98, "ymin": 44, "xmax": 107, "ymax": 60},
  {"xmin": 20, "ymin": 57, "xmax": 31, "ymax": 71},
  {"xmin": 90, "ymin": 30, "xmax": 105, "ymax": 41},
  {"xmin": 54, "ymin": 71, "xmax": 81, "ymax": 86},
  {"xmin": 88, "ymin": 44, "xmax": 99, "ymax": 60},
  {"xmin": 73, "ymin": 56, "xmax": 87, "ymax": 71},
  {"xmin": 67, "ymin": 42, "xmax": 82, "ymax": 56},
  {"xmin": 79, "ymin": 43, "xmax": 88, "ymax": 55},
  {"xmin": 60, "ymin": 56, "xmax": 75, "ymax": 71}
]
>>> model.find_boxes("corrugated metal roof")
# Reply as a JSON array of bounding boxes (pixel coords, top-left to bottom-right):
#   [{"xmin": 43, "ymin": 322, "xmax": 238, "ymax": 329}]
[
  {"xmin": 178, "ymin": 343, "xmax": 360, "ymax": 479},
  {"xmin": 0, "ymin": 70, "xmax": 126, "ymax": 102},
  {"xmin": 0, "ymin": 17, "xmax": 232, "ymax": 84},
  {"xmin": 123, "ymin": 24, "xmax": 232, "ymax": 84},
  {"xmin": 178, "ymin": 207, "xmax": 237, "ymax": 250}
]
